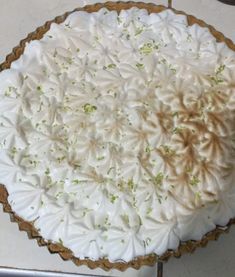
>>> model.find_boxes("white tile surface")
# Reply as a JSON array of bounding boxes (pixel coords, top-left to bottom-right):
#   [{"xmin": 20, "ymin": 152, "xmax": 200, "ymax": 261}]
[
  {"xmin": 0, "ymin": 1, "xmax": 235, "ymax": 277},
  {"xmin": 173, "ymin": 0, "xmax": 235, "ymax": 42}
]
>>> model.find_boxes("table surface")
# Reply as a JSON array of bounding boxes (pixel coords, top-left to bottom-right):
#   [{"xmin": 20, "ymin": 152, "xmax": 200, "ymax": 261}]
[{"xmin": 0, "ymin": 1, "xmax": 235, "ymax": 277}]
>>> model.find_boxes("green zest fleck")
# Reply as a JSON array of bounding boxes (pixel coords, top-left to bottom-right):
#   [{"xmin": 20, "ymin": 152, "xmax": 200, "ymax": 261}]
[
  {"xmin": 104, "ymin": 216, "xmax": 110, "ymax": 226},
  {"xmin": 29, "ymin": 160, "xmax": 38, "ymax": 167},
  {"xmin": 154, "ymin": 172, "xmax": 164, "ymax": 186},
  {"xmin": 185, "ymin": 166, "xmax": 192, "ymax": 173},
  {"xmin": 45, "ymin": 168, "xmax": 50, "ymax": 175},
  {"xmin": 195, "ymin": 191, "xmax": 201, "ymax": 200},
  {"xmin": 190, "ymin": 175, "xmax": 200, "ymax": 186},
  {"xmin": 157, "ymin": 193, "xmax": 163, "ymax": 204},
  {"xmin": 110, "ymin": 194, "xmax": 119, "ymax": 203},
  {"xmin": 170, "ymin": 67, "xmax": 177, "ymax": 74},
  {"xmin": 122, "ymin": 214, "xmax": 129, "ymax": 225},
  {"xmin": 72, "ymin": 179, "xmax": 82, "ymax": 185},
  {"xmin": 210, "ymin": 76, "xmax": 224, "ymax": 85},
  {"xmin": 57, "ymin": 156, "xmax": 65, "ymax": 163},
  {"xmin": 107, "ymin": 167, "xmax": 115, "ymax": 175},
  {"xmin": 37, "ymin": 86, "xmax": 42, "ymax": 91},
  {"xmin": 147, "ymin": 207, "xmax": 152, "ymax": 215},
  {"xmin": 136, "ymin": 63, "xmax": 144, "ymax": 70},
  {"xmin": 83, "ymin": 103, "xmax": 97, "ymax": 114},
  {"xmin": 67, "ymin": 57, "xmax": 73, "ymax": 64},
  {"xmin": 127, "ymin": 179, "xmax": 134, "ymax": 190},
  {"xmin": 139, "ymin": 42, "xmax": 158, "ymax": 55},
  {"xmin": 135, "ymin": 27, "xmax": 143, "ymax": 36},
  {"xmin": 216, "ymin": 64, "xmax": 225, "ymax": 75},
  {"xmin": 172, "ymin": 126, "xmax": 183, "ymax": 134},
  {"xmin": 107, "ymin": 63, "xmax": 116, "ymax": 69},
  {"xmin": 72, "ymin": 162, "xmax": 81, "ymax": 169},
  {"xmin": 145, "ymin": 144, "xmax": 153, "ymax": 153},
  {"xmin": 160, "ymin": 58, "xmax": 167, "ymax": 64},
  {"xmin": 143, "ymin": 237, "xmax": 152, "ymax": 247},
  {"xmin": 161, "ymin": 145, "xmax": 175, "ymax": 156},
  {"xmin": 4, "ymin": 86, "xmax": 17, "ymax": 96},
  {"xmin": 56, "ymin": 192, "xmax": 63, "ymax": 199},
  {"xmin": 97, "ymin": 156, "xmax": 105, "ymax": 161},
  {"xmin": 172, "ymin": 111, "xmax": 179, "ymax": 117},
  {"xmin": 210, "ymin": 64, "xmax": 225, "ymax": 85},
  {"xmin": 121, "ymin": 239, "xmax": 125, "ymax": 244},
  {"xmin": 133, "ymin": 196, "xmax": 137, "ymax": 208},
  {"xmin": 10, "ymin": 147, "xmax": 17, "ymax": 156}
]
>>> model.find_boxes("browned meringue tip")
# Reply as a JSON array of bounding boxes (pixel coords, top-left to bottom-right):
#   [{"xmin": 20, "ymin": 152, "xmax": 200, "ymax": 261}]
[{"xmin": 0, "ymin": 1, "xmax": 235, "ymax": 271}]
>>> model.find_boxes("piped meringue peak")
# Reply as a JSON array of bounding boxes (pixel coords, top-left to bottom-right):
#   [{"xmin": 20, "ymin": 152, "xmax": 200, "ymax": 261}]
[{"xmin": 0, "ymin": 7, "xmax": 235, "ymax": 262}]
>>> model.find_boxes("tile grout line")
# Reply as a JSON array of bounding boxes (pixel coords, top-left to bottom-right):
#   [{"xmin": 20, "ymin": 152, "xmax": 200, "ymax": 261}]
[{"xmin": 168, "ymin": 0, "xmax": 173, "ymax": 8}]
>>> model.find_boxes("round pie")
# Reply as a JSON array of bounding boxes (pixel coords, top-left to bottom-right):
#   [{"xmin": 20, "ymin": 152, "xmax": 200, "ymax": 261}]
[{"xmin": 0, "ymin": 2, "xmax": 235, "ymax": 267}]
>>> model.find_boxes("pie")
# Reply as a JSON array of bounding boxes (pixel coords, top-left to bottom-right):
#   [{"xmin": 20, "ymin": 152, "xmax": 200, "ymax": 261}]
[{"xmin": 0, "ymin": 1, "xmax": 234, "ymax": 270}]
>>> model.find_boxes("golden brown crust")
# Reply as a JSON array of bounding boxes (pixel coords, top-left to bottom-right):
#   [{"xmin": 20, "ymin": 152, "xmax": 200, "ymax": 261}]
[{"xmin": 0, "ymin": 1, "xmax": 235, "ymax": 271}]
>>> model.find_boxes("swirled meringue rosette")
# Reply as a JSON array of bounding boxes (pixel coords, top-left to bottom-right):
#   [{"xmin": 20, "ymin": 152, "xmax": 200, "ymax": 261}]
[{"xmin": 0, "ymin": 2, "xmax": 235, "ymax": 268}]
